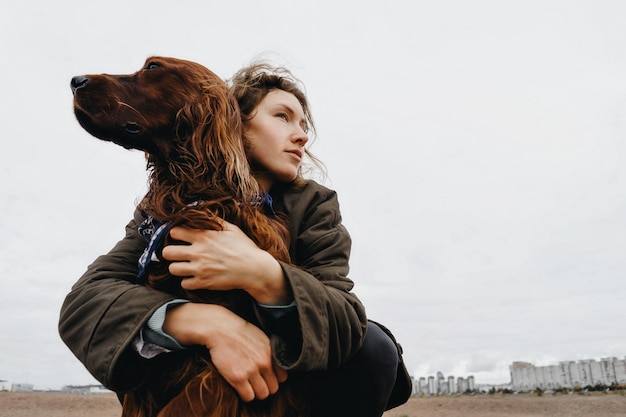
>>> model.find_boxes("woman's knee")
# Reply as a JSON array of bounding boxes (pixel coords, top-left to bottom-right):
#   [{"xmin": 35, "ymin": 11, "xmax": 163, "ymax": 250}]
[
  {"xmin": 362, "ymin": 322, "xmax": 400, "ymax": 357},
  {"xmin": 358, "ymin": 321, "xmax": 400, "ymax": 373}
]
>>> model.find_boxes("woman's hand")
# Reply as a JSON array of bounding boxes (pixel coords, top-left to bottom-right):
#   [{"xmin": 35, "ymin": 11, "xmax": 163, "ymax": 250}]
[
  {"xmin": 163, "ymin": 302, "xmax": 288, "ymax": 401},
  {"xmin": 161, "ymin": 222, "xmax": 293, "ymax": 305}
]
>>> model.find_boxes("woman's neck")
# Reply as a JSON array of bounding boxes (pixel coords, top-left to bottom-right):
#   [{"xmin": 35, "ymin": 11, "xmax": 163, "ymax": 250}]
[{"xmin": 255, "ymin": 174, "xmax": 273, "ymax": 193}]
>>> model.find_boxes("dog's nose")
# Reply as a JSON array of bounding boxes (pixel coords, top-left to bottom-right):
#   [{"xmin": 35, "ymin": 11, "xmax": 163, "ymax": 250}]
[{"xmin": 71, "ymin": 75, "xmax": 89, "ymax": 94}]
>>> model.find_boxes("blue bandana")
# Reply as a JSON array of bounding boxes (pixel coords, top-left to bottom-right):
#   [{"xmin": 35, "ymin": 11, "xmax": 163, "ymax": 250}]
[
  {"xmin": 136, "ymin": 193, "xmax": 275, "ymax": 283},
  {"xmin": 137, "ymin": 216, "xmax": 172, "ymax": 283}
]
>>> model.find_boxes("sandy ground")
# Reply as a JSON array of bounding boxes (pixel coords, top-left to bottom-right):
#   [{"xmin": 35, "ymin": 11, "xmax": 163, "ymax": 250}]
[
  {"xmin": 0, "ymin": 391, "xmax": 624, "ymax": 417},
  {"xmin": 0, "ymin": 392, "xmax": 122, "ymax": 417},
  {"xmin": 384, "ymin": 393, "xmax": 626, "ymax": 417}
]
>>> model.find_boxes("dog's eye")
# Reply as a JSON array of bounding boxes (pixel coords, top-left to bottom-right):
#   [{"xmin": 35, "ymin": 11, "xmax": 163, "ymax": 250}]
[{"xmin": 145, "ymin": 62, "xmax": 160, "ymax": 70}]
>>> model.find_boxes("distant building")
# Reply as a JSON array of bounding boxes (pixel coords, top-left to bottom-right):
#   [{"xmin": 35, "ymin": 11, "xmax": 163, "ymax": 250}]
[
  {"xmin": 414, "ymin": 355, "xmax": 626, "ymax": 395},
  {"xmin": 61, "ymin": 384, "xmax": 111, "ymax": 394},
  {"xmin": 414, "ymin": 372, "xmax": 476, "ymax": 395},
  {"xmin": 510, "ymin": 356, "xmax": 626, "ymax": 391},
  {"xmin": 427, "ymin": 376, "xmax": 435, "ymax": 395},
  {"xmin": 457, "ymin": 375, "xmax": 475, "ymax": 393},
  {"xmin": 437, "ymin": 372, "xmax": 448, "ymax": 395},
  {"xmin": 615, "ymin": 358, "xmax": 626, "ymax": 383},
  {"xmin": 11, "ymin": 383, "xmax": 34, "ymax": 392},
  {"xmin": 448, "ymin": 376, "xmax": 456, "ymax": 394}
]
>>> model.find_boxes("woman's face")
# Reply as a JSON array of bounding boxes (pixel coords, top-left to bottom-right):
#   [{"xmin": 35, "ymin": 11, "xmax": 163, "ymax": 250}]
[{"xmin": 245, "ymin": 89, "xmax": 309, "ymax": 191}]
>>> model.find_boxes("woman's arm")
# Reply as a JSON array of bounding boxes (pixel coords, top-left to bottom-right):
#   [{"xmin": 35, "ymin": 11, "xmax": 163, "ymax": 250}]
[
  {"xmin": 58, "ymin": 209, "xmax": 177, "ymax": 391},
  {"xmin": 59, "ymin": 210, "xmax": 286, "ymax": 399},
  {"xmin": 256, "ymin": 181, "xmax": 368, "ymax": 371}
]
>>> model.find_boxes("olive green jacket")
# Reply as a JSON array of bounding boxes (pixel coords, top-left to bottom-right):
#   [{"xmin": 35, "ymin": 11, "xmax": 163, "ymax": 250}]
[{"xmin": 58, "ymin": 180, "xmax": 368, "ymax": 392}]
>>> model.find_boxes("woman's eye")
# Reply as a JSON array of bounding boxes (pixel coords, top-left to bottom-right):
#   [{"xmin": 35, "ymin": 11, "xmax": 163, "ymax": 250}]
[
  {"xmin": 276, "ymin": 113, "xmax": 288, "ymax": 120},
  {"xmin": 145, "ymin": 62, "xmax": 160, "ymax": 70}
]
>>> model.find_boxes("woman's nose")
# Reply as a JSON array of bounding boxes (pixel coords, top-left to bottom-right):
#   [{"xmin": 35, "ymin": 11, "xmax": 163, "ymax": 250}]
[{"xmin": 293, "ymin": 126, "xmax": 309, "ymax": 145}]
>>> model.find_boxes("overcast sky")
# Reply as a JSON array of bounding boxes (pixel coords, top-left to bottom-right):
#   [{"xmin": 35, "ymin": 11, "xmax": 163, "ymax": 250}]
[{"xmin": 1, "ymin": 0, "xmax": 625, "ymax": 390}]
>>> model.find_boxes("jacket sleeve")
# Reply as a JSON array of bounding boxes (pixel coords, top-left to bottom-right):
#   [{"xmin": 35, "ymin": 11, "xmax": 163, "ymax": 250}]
[
  {"xmin": 262, "ymin": 183, "xmax": 368, "ymax": 371},
  {"xmin": 58, "ymin": 209, "xmax": 177, "ymax": 392}
]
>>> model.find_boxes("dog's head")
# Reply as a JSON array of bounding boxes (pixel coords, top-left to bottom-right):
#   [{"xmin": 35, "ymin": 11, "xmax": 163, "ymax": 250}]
[
  {"xmin": 71, "ymin": 56, "xmax": 255, "ymax": 204},
  {"xmin": 72, "ymin": 56, "xmax": 244, "ymax": 155}
]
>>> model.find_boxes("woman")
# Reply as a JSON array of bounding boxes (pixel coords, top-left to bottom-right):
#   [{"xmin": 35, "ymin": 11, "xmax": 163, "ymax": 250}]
[{"xmin": 59, "ymin": 61, "xmax": 409, "ymax": 417}]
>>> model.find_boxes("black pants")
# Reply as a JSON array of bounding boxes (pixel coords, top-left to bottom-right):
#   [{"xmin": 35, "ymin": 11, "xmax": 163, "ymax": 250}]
[{"xmin": 304, "ymin": 321, "xmax": 400, "ymax": 417}]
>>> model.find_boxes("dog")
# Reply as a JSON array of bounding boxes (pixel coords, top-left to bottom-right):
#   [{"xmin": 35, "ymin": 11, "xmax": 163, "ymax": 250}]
[{"xmin": 71, "ymin": 56, "xmax": 306, "ymax": 417}]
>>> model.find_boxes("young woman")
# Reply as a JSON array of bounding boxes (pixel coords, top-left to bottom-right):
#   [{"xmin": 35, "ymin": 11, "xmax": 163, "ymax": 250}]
[{"xmin": 59, "ymin": 62, "xmax": 409, "ymax": 417}]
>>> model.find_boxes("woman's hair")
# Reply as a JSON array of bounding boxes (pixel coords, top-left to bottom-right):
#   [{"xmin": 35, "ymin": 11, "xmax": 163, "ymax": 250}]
[{"xmin": 228, "ymin": 62, "xmax": 326, "ymax": 183}]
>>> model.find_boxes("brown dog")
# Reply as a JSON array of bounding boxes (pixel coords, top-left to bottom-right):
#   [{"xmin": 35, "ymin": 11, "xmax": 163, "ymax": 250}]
[{"xmin": 71, "ymin": 56, "xmax": 306, "ymax": 417}]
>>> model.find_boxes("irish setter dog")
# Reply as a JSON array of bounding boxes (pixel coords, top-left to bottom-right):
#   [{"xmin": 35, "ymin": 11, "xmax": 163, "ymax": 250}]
[{"xmin": 71, "ymin": 57, "xmax": 307, "ymax": 417}]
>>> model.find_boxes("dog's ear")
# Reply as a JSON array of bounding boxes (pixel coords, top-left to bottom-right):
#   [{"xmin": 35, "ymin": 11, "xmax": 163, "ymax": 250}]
[{"xmin": 176, "ymin": 82, "xmax": 258, "ymax": 201}]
